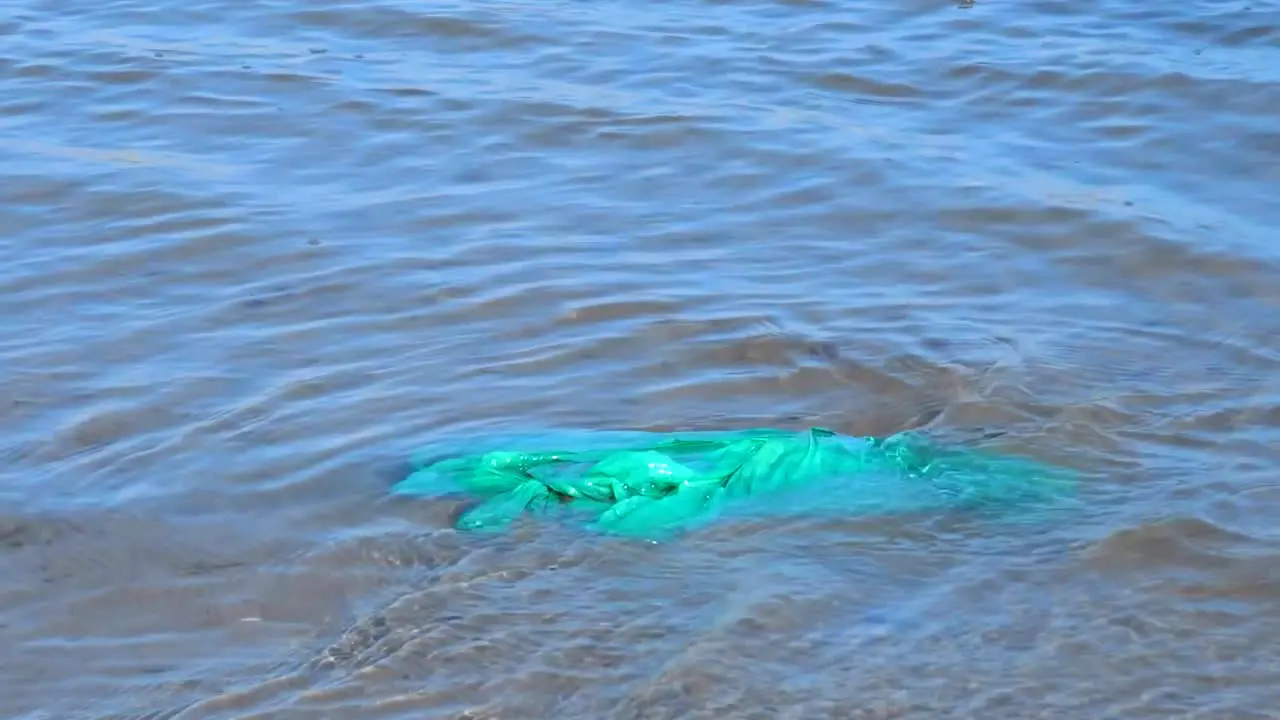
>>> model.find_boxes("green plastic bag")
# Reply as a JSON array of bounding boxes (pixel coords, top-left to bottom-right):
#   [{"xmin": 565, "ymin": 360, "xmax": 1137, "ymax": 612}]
[{"xmin": 392, "ymin": 427, "xmax": 1077, "ymax": 539}]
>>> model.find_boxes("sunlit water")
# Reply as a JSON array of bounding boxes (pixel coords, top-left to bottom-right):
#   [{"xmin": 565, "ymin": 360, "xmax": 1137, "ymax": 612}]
[{"xmin": 2, "ymin": 1, "xmax": 1279, "ymax": 717}]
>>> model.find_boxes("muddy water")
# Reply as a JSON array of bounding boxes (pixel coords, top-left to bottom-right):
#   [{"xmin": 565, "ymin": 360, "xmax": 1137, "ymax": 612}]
[{"xmin": 2, "ymin": 0, "xmax": 1280, "ymax": 717}]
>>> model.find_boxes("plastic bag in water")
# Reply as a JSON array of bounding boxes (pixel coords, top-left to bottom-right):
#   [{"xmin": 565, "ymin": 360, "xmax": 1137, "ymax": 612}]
[{"xmin": 392, "ymin": 427, "xmax": 1076, "ymax": 539}]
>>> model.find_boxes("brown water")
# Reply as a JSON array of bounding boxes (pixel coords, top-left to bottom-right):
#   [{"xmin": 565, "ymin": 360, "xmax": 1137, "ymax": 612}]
[{"xmin": 3, "ymin": 0, "xmax": 1280, "ymax": 717}]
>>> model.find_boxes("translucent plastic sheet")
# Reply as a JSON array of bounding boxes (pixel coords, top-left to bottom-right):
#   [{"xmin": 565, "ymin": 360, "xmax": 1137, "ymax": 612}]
[{"xmin": 392, "ymin": 427, "xmax": 1077, "ymax": 539}]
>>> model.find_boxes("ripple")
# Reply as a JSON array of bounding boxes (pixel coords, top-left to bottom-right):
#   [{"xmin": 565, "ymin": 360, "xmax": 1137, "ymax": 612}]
[{"xmin": 3, "ymin": 0, "xmax": 1280, "ymax": 716}]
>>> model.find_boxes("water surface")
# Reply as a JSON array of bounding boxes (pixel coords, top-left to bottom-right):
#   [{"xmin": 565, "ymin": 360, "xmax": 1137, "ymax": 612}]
[{"xmin": 2, "ymin": 0, "xmax": 1280, "ymax": 717}]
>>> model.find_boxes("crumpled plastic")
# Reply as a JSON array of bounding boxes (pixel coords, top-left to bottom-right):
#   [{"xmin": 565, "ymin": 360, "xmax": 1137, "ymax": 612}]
[{"xmin": 392, "ymin": 427, "xmax": 1077, "ymax": 539}]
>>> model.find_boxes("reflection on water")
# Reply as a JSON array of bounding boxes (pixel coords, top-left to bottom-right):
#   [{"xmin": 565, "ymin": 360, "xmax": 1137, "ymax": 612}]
[{"xmin": 2, "ymin": 0, "xmax": 1279, "ymax": 717}]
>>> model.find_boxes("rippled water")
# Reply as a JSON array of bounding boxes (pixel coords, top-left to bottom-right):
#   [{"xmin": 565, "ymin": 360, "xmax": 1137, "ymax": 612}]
[{"xmin": 3, "ymin": 0, "xmax": 1280, "ymax": 717}]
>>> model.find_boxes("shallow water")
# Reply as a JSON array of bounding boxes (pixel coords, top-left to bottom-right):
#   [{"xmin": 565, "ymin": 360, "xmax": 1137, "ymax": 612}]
[{"xmin": 3, "ymin": 0, "xmax": 1280, "ymax": 717}]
